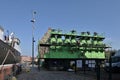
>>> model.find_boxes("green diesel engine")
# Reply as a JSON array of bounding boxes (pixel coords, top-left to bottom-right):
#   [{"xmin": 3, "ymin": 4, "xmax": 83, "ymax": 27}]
[{"xmin": 42, "ymin": 29, "xmax": 107, "ymax": 59}]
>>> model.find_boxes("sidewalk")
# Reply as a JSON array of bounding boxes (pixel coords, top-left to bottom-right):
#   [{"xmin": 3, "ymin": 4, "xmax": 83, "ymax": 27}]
[{"xmin": 17, "ymin": 66, "xmax": 96, "ymax": 80}]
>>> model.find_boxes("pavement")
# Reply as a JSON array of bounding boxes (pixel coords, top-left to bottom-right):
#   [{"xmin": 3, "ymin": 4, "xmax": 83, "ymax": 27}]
[
  {"xmin": 17, "ymin": 65, "xmax": 120, "ymax": 80},
  {"xmin": 17, "ymin": 65, "xmax": 96, "ymax": 80}
]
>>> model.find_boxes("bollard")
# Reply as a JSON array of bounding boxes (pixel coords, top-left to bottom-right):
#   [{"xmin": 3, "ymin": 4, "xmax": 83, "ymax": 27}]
[{"xmin": 12, "ymin": 76, "xmax": 17, "ymax": 80}]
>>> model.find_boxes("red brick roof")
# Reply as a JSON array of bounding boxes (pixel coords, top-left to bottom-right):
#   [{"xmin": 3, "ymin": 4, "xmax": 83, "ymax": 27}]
[{"xmin": 21, "ymin": 56, "xmax": 32, "ymax": 62}]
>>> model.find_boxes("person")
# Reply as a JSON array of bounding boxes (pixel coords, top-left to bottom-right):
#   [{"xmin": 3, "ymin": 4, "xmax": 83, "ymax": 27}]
[
  {"xmin": 17, "ymin": 64, "xmax": 22, "ymax": 74},
  {"xmin": 38, "ymin": 58, "xmax": 40, "ymax": 71},
  {"xmin": 12, "ymin": 64, "xmax": 17, "ymax": 76}
]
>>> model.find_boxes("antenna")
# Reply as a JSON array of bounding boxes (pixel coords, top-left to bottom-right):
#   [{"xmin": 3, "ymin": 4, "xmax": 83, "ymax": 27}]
[{"xmin": 7, "ymin": 30, "xmax": 9, "ymax": 37}]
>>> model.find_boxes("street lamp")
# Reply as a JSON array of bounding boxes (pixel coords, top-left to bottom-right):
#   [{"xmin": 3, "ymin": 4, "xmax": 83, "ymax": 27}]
[{"xmin": 31, "ymin": 11, "xmax": 36, "ymax": 69}]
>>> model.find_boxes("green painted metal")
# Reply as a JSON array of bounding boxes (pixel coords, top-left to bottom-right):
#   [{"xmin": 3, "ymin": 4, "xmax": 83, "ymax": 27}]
[{"xmin": 40, "ymin": 29, "xmax": 109, "ymax": 59}]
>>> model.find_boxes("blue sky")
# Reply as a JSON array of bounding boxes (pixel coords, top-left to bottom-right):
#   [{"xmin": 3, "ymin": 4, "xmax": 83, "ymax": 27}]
[{"xmin": 0, "ymin": 0, "xmax": 120, "ymax": 56}]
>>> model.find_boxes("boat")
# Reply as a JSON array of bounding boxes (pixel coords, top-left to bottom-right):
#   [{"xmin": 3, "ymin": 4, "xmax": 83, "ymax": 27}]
[{"xmin": 0, "ymin": 26, "xmax": 21, "ymax": 64}]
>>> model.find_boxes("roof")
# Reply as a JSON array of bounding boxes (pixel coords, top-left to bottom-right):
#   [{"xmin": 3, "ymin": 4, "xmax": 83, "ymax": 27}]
[
  {"xmin": 115, "ymin": 49, "xmax": 120, "ymax": 56},
  {"xmin": 21, "ymin": 56, "xmax": 32, "ymax": 62}
]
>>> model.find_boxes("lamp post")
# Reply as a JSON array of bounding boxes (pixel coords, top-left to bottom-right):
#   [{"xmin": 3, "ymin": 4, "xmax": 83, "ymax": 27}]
[{"xmin": 31, "ymin": 11, "xmax": 36, "ymax": 69}]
